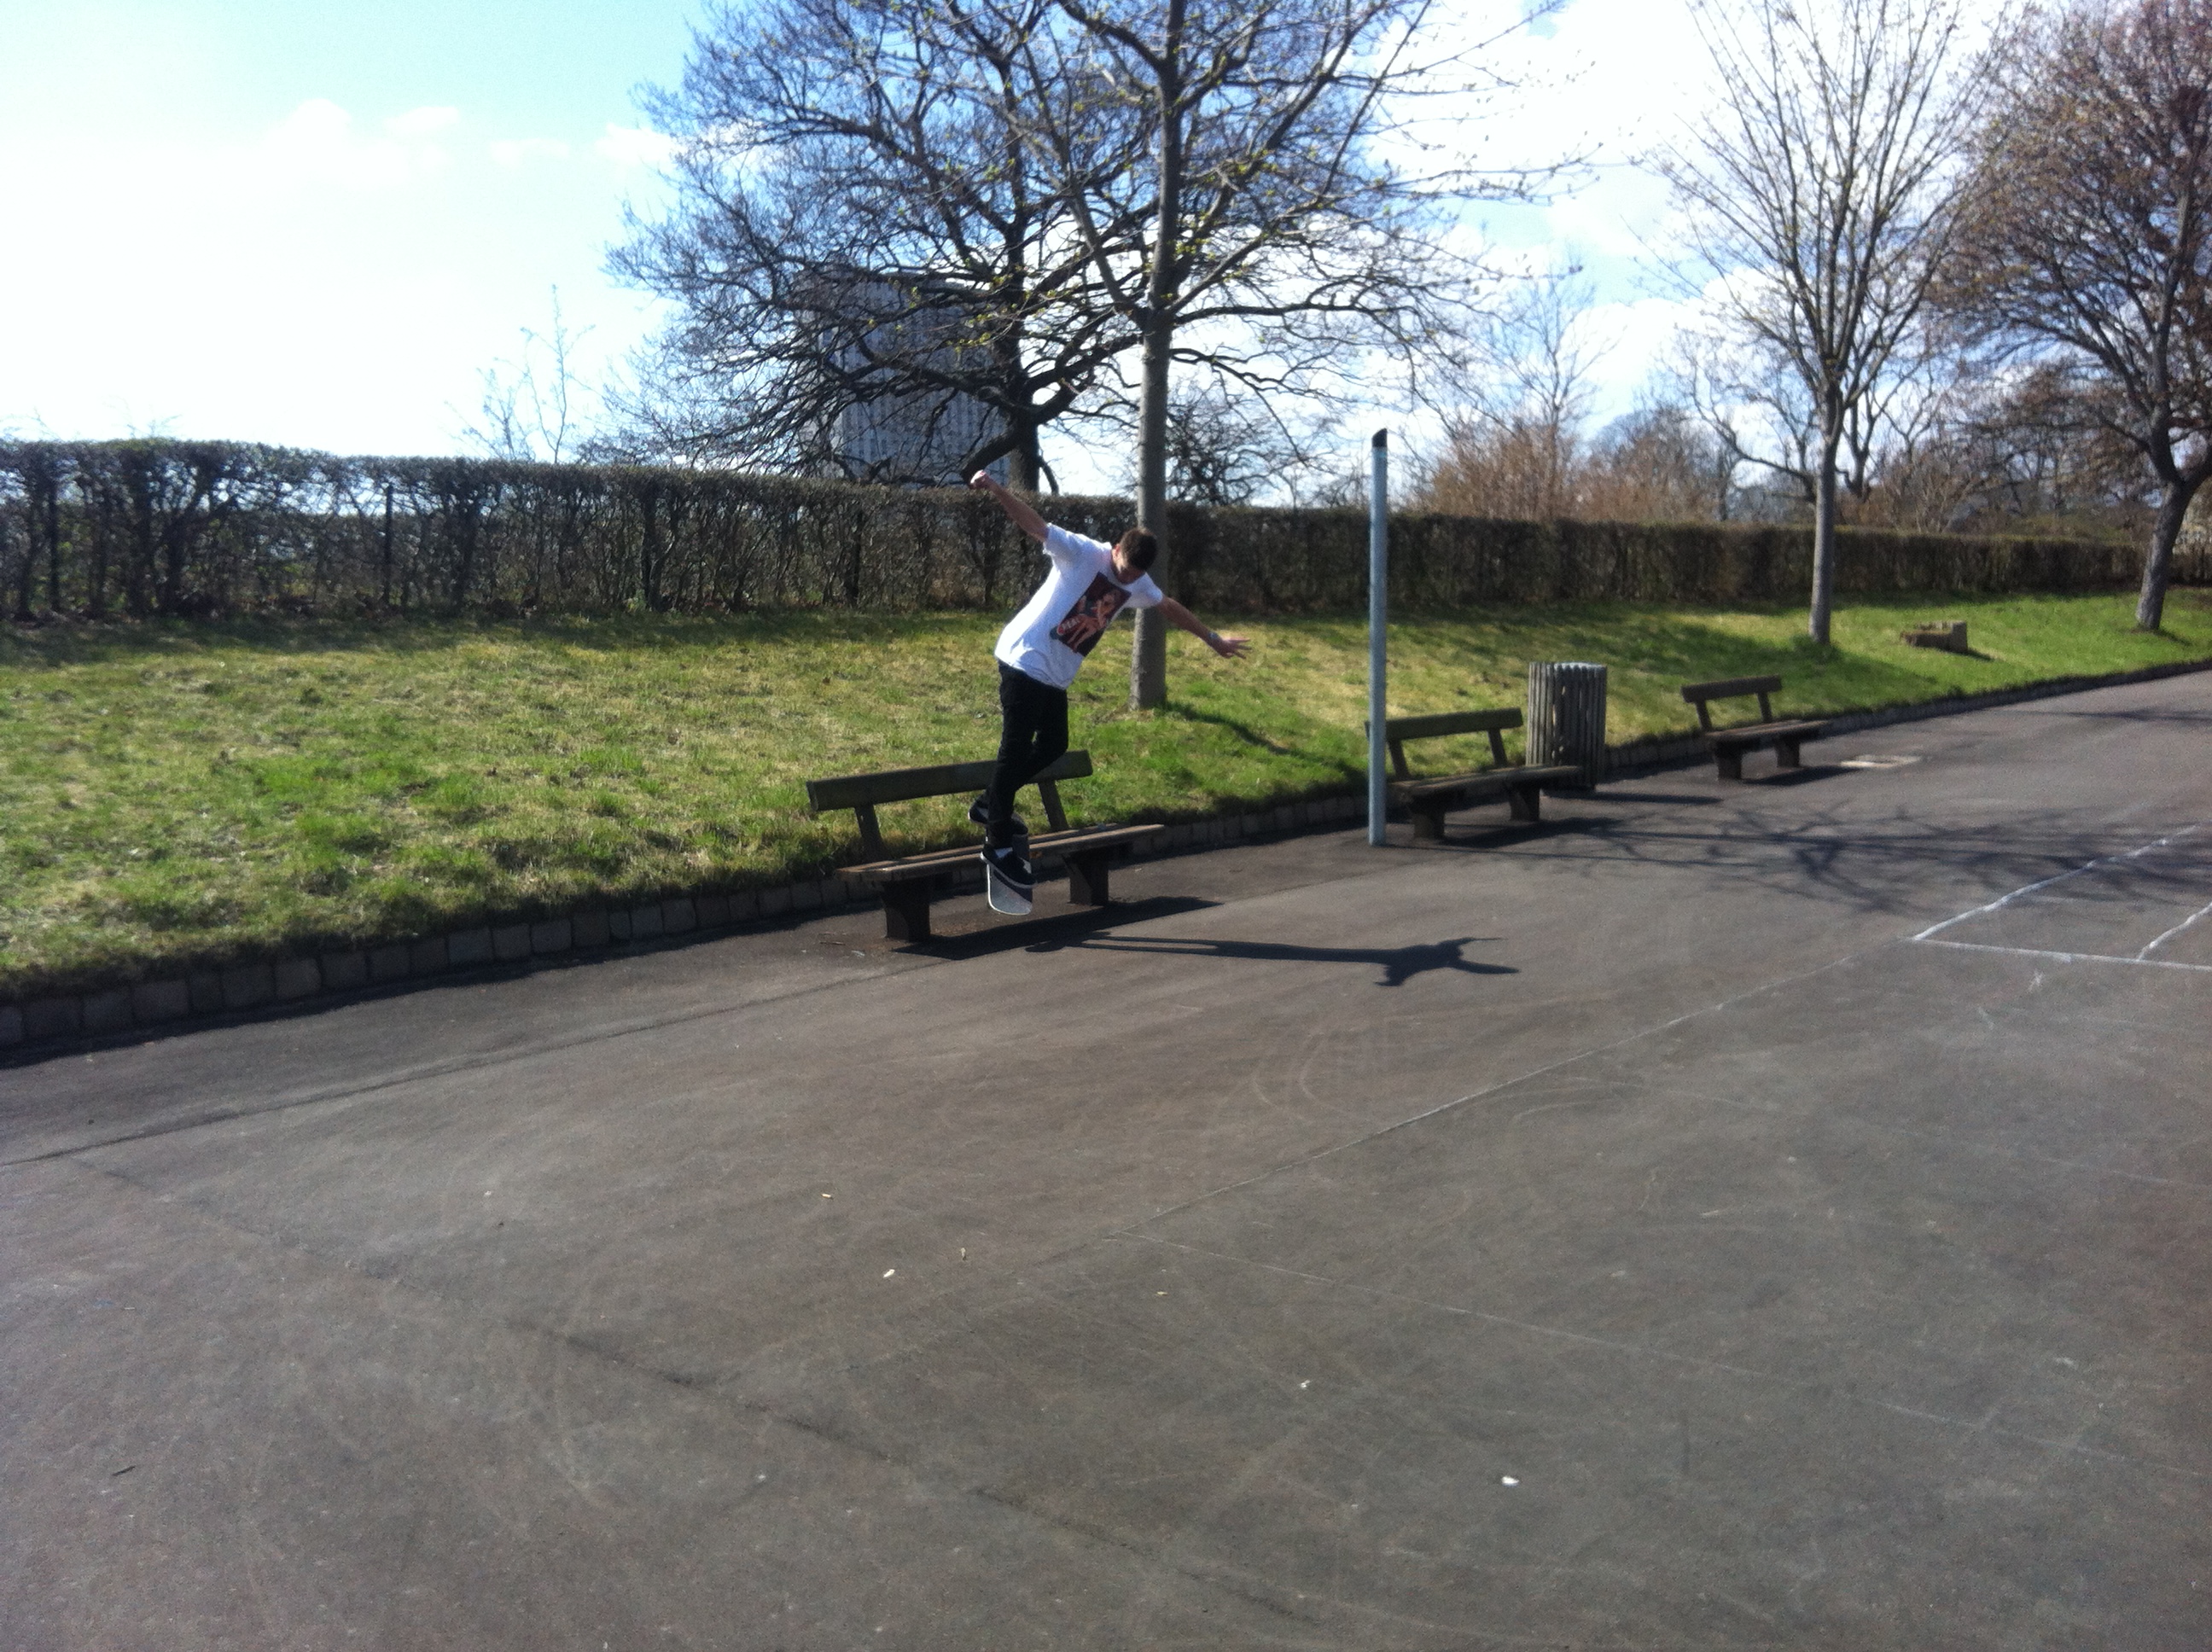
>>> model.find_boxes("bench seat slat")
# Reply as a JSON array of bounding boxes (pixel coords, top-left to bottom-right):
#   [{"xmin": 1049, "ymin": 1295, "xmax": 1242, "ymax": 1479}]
[
  {"xmin": 1704, "ymin": 718, "xmax": 1828, "ymax": 745},
  {"xmin": 852, "ymin": 823, "xmax": 1166, "ymax": 881},
  {"xmin": 1391, "ymin": 763, "xmax": 1580, "ymax": 802}
]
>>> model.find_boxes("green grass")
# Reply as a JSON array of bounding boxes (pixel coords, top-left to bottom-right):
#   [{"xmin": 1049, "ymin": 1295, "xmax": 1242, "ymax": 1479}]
[{"xmin": 3, "ymin": 590, "xmax": 2207, "ymax": 999}]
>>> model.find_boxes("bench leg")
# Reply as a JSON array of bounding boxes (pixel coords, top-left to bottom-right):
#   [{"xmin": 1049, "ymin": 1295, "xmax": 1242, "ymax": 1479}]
[
  {"xmin": 1714, "ymin": 747, "xmax": 1743, "ymax": 782},
  {"xmin": 1410, "ymin": 805, "xmax": 1447, "ymax": 841},
  {"xmin": 1775, "ymin": 735, "xmax": 1802, "ymax": 770},
  {"xmin": 880, "ymin": 882, "xmax": 933, "ymax": 942},
  {"xmin": 1506, "ymin": 782, "xmax": 1542, "ymax": 823},
  {"xmin": 1068, "ymin": 851, "xmax": 1111, "ymax": 906}
]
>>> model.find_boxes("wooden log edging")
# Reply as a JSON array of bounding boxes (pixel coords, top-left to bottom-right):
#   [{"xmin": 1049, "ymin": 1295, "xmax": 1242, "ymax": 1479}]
[{"xmin": 5, "ymin": 654, "xmax": 2209, "ymax": 1056}]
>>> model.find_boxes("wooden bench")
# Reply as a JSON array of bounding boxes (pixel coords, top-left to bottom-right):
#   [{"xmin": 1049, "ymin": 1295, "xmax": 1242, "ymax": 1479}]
[
  {"xmin": 1375, "ymin": 709, "xmax": 1584, "ymax": 840},
  {"xmin": 805, "ymin": 750, "xmax": 1164, "ymax": 940},
  {"xmin": 1679, "ymin": 676, "xmax": 1830, "ymax": 780}
]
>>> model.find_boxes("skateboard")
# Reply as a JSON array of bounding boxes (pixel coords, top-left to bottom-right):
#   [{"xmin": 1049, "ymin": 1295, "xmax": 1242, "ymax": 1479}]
[{"xmin": 983, "ymin": 826, "xmax": 1033, "ymax": 915}]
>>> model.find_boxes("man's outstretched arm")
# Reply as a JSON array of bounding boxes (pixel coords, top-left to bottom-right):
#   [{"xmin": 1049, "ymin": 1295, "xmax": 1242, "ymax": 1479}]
[
  {"xmin": 1157, "ymin": 597, "xmax": 1249, "ymax": 659},
  {"xmin": 969, "ymin": 470, "xmax": 1048, "ymax": 544}
]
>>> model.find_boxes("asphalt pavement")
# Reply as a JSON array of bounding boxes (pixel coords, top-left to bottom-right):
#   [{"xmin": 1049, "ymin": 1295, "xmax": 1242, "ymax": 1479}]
[{"xmin": 3, "ymin": 672, "xmax": 2209, "ymax": 1650}]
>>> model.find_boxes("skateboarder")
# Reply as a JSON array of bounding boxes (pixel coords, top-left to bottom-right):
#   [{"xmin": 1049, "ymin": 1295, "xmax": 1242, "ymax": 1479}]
[{"xmin": 968, "ymin": 469, "xmax": 1249, "ymax": 912}]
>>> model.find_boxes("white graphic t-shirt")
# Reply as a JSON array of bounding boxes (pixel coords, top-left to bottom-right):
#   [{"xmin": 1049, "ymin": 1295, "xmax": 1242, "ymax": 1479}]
[{"xmin": 992, "ymin": 524, "xmax": 1165, "ymax": 689}]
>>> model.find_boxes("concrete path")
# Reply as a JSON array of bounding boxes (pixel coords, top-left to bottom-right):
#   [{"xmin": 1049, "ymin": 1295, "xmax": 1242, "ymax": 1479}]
[{"xmin": 4, "ymin": 673, "xmax": 2209, "ymax": 1650}]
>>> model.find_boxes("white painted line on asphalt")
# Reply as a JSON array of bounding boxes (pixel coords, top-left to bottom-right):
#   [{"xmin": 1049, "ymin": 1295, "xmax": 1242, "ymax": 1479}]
[
  {"xmin": 2137, "ymin": 893, "xmax": 2212, "ymax": 961},
  {"xmin": 1910, "ymin": 822, "xmax": 2209, "ymax": 943},
  {"xmin": 1914, "ymin": 938, "xmax": 2212, "ymax": 974}
]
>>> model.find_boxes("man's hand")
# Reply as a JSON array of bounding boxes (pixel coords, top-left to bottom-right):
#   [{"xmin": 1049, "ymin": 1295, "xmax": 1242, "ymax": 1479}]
[
  {"xmin": 969, "ymin": 470, "xmax": 1048, "ymax": 542},
  {"xmin": 1156, "ymin": 597, "xmax": 1249, "ymax": 659}
]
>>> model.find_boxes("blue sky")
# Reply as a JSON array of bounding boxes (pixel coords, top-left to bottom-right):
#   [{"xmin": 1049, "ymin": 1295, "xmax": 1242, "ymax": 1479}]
[{"xmin": 0, "ymin": 0, "xmax": 2008, "ymax": 480}]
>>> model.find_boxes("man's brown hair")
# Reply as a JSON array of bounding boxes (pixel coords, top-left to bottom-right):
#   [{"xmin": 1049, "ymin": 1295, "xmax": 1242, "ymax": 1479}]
[{"xmin": 1115, "ymin": 528, "xmax": 1159, "ymax": 572}]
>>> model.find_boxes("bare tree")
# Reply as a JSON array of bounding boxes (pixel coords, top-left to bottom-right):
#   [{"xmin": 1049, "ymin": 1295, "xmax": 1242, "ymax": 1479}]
[
  {"xmin": 1421, "ymin": 267, "xmax": 1604, "ymax": 518},
  {"xmin": 609, "ymin": 0, "xmax": 1147, "ymax": 488},
  {"xmin": 1033, "ymin": 0, "xmax": 1565, "ymax": 706},
  {"xmin": 1661, "ymin": 0, "xmax": 1990, "ymax": 643},
  {"xmin": 1417, "ymin": 416, "xmax": 1586, "ymax": 518},
  {"xmin": 1939, "ymin": 366, "xmax": 2151, "ymax": 537},
  {"xmin": 463, "ymin": 289, "xmax": 597, "ymax": 465},
  {"xmin": 1122, "ymin": 380, "xmax": 1318, "ymax": 504},
  {"xmin": 1940, "ymin": 0, "xmax": 2212, "ymax": 629},
  {"xmin": 1584, "ymin": 403, "xmax": 1736, "ymax": 522}
]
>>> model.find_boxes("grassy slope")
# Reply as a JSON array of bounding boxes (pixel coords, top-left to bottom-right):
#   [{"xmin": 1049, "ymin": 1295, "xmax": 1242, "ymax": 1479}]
[{"xmin": 3, "ymin": 589, "xmax": 2207, "ymax": 997}]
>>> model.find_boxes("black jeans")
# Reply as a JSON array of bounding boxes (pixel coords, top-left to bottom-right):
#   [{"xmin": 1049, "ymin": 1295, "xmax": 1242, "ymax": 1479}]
[{"xmin": 986, "ymin": 662, "xmax": 1068, "ymax": 841}]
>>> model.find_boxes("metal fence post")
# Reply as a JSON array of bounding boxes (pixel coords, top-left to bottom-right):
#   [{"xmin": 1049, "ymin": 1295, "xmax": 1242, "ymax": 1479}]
[{"xmin": 1367, "ymin": 430, "xmax": 1388, "ymax": 847}]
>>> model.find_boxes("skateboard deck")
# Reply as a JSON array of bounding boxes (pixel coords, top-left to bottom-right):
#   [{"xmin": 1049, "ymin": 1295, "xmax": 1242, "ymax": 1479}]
[
  {"xmin": 985, "ymin": 856, "xmax": 1033, "ymax": 915},
  {"xmin": 983, "ymin": 828, "xmax": 1032, "ymax": 915}
]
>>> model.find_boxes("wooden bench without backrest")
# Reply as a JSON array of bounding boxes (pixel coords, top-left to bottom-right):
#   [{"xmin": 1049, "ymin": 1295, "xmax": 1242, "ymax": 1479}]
[
  {"xmin": 1374, "ymin": 708, "xmax": 1585, "ymax": 841},
  {"xmin": 1678, "ymin": 676, "xmax": 1830, "ymax": 781},
  {"xmin": 804, "ymin": 750, "xmax": 1164, "ymax": 940}
]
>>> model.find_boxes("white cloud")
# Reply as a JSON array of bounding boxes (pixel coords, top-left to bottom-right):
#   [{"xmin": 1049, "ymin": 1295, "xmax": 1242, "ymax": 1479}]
[
  {"xmin": 385, "ymin": 105, "xmax": 462, "ymax": 137},
  {"xmin": 491, "ymin": 137, "xmax": 572, "ymax": 169},
  {"xmin": 0, "ymin": 97, "xmax": 667, "ymax": 457},
  {"xmin": 258, "ymin": 98, "xmax": 452, "ymax": 189},
  {"xmin": 595, "ymin": 123, "xmax": 678, "ymax": 170}
]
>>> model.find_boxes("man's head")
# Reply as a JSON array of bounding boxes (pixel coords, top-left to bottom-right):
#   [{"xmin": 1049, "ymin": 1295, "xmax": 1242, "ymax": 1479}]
[{"xmin": 1112, "ymin": 528, "xmax": 1158, "ymax": 583}]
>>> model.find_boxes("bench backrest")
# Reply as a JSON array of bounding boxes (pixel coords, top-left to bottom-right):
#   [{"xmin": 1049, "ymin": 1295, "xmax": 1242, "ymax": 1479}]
[
  {"xmin": 1366, "ymin": 707, "xmax": 1521, "ymax": 779},
  {"xmin": 1679, "ymin": 675, "xmax": 1780, "ymax": 731},
  {"xmin": 806, "ymin": 750, "xmax": 1092, "ymax": 859}
]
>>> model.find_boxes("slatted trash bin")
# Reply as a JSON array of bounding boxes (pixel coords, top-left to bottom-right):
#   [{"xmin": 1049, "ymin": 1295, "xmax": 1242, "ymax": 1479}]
[{"xmin": 1527, "ymin": 661, "xmax": 1607, "ymax": 789}]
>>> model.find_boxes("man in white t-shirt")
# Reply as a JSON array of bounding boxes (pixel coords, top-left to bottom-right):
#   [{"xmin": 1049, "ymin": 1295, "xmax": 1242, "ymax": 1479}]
[{"xmin": 968, "ymin": 469, "xmax": 1249, "ymax": 905}]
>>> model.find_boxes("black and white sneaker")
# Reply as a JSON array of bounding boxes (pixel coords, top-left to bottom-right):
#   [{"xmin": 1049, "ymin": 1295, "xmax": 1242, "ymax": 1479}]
[
  {"xmin": 968, "ymin": 794, "xmax": 1024, "ymax": 836},
  {"xmin": 981, "ymin": 838, "xmax": 1033, "ymax": 915}
]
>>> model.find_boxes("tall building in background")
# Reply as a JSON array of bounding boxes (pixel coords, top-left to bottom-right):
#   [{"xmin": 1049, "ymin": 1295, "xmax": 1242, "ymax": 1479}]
[
  {"xmin": 831, "ymin": 385, "xmax": 1006, "ymax": 486},
  {"xmin": 824, "ymin": 288, "xmax": 1008, "ymax": 486}
]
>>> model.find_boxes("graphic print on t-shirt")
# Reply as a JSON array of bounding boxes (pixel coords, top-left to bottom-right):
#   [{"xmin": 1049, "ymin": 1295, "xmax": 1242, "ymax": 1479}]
[{"xmin": 1051, "ymin": 573, "xmax": 1131, "ymax": 657}]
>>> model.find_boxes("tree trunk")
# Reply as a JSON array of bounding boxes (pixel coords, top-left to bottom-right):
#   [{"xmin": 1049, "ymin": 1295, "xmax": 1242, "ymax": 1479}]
[
  {"xmin": 1808, "ymin": 418, "xmax": 1842, "ymax": 645},
  {"xmin": 8, "ymin": 511, "xmax": 25, "ymax": 619},
  {"xmin": 126, "ymin": 456, "xmax": 154, "ymax": 617},
  {"xmin": 379, "ymin": 484, "xmax": 395, "ymax": 609},
  {"xmin": 1129, "ymin": 0, "xmax": 1185, "ymax": 713},
  {"xmin": 1005, "ymin": 404, "xmax": 1042, "ymax": 493},
  {"xmin": 43, "ymin": 467, "xmax": 62, "ymax": 611},
  {"xmin": 1129, "ymin": 317, "xmax": 1173, "ymax": 708},
  {"xmin": 2137, "ymin": 477, "xmax": 2196, "ymax": 631}
]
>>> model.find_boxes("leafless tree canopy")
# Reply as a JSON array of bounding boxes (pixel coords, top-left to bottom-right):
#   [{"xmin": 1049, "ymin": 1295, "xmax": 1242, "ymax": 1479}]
[
  {"xmin": 1417, "ymin": 402, "xmax": 1736, "ymax": 526},
  {"xmin": 608, "ymin": 0, "xmax": 1150, "ymax": 488},
  {"xmin": 1027, "ymin": 0, "xmax": 1568, "ymax": 702},
  {"xmin": 1121, "ymin": 383, "xmax": 1320, "ymax": 506},
  {"xmin": 1941, "ymin": 0, "xmax": 2212, "ymax": 628},
  {"xmin": 1662, "ymin": 0, "xmax": 1988, "ymax": 642},
  {"xmin": 463, "ymin": 290, "xmax": 596, "ymax": 467}
]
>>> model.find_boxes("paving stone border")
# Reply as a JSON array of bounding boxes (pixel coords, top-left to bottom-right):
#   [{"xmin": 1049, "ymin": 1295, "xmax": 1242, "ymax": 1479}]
[
  {"xmin": 1598, "ymin": 654, "xmax": 2212, "ymax": 776},
  {"xmin": 6, "ymin": 654, "xmax": 2207, "ymax": 1056},
  {"xmin": 0, "ymin": 795, "xmax": 1371, "ymax": 1055}
]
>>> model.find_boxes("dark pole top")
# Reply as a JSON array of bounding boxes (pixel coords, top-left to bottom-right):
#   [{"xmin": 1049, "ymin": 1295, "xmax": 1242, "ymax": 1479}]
[{"xmin": 1371, "ymin": 429, "xmax": 1388, "ymax": 450}]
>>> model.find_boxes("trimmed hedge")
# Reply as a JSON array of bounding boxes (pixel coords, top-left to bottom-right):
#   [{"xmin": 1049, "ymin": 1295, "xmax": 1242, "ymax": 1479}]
[{"xmin": 1, "ymin": 438, "xmax": 2195, "ymax": 620}]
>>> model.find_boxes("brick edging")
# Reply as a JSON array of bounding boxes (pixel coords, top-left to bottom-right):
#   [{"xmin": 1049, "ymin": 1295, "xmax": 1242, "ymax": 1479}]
[
  {"xmin": 0, "ymin": 795, "xmax": 1371, "ymax": 1054},
  {"xmin": 6, "ymin": 655, "xmax": 2208, "ymax": 1054},
  {"xmin": 1601, "ymin": 654, "xmax": 2212, "ymax": 776}
]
